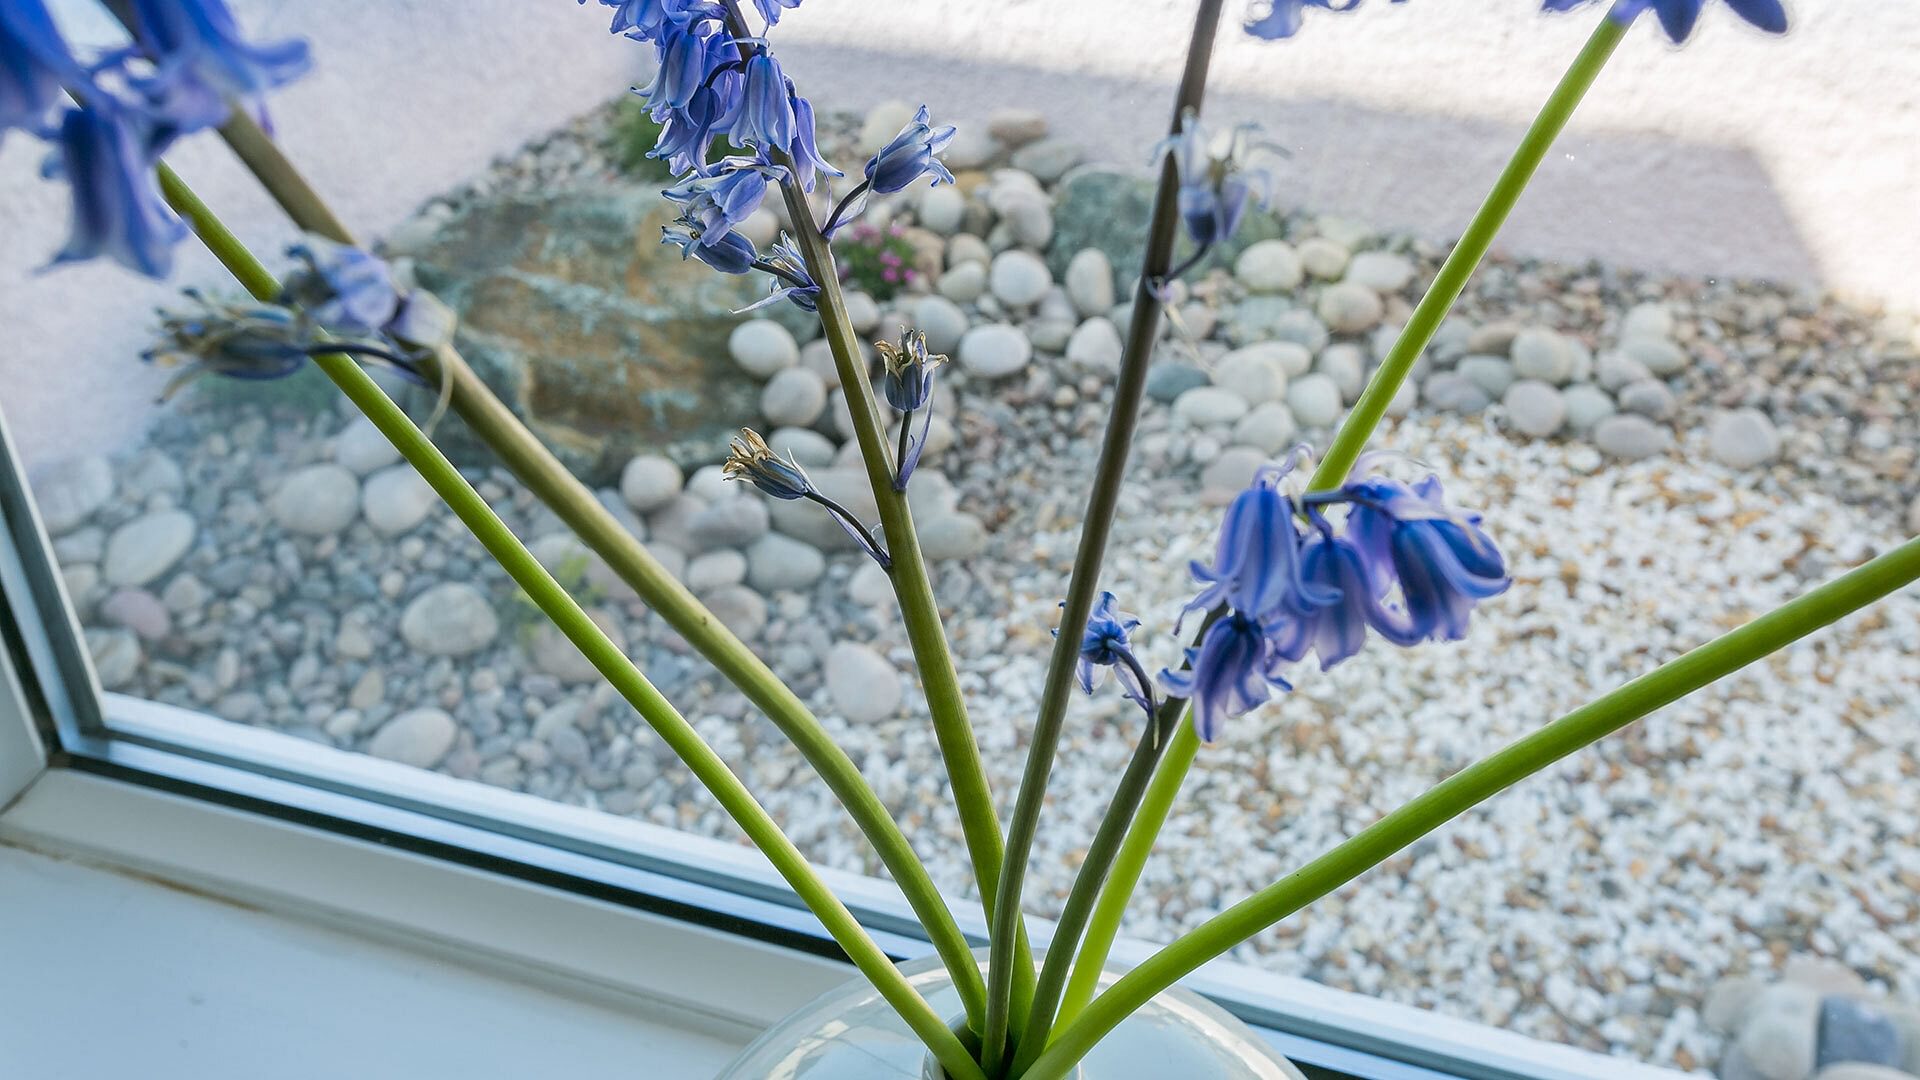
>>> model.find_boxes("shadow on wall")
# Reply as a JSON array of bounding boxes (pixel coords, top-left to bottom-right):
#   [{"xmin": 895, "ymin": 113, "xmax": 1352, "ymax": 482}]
[{"xmin": 783, "ymin": 43, "xmax": 1822, "ymax": 296}]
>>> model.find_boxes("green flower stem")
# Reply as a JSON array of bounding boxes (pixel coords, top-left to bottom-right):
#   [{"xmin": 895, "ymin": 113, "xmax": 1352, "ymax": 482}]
[
  {"xmin": 985, "ymin": 2, "xmax": 1226, "ymax": 1069},
  {"xmin": 1307, "ymin": 14, "xmax": 1625, "ymax": 492},
  {"xmin": 717, "ymin": 0, "xmax": 1034, "ymax": 1027},
  {"xmin": 184, "ymin": 95, "xmax": 985, "ymax": 1026},
  {"xmin": 1049, "ymin": 17, "xmax": 1631, "ymax": 1038},
  {"xmin": 1009, "ymin": 695, "xmax": 1185, "ymax": 1074},
  {"xmin": 1026, "ymin": 536, "xmax": 1920, "ymax": 1080},
  {"xmin": 156, "ymin": 162, "xmax": 987, "ymax": 1080},
  {"xmin": 1051, "ymin": 711, "xmax": 1199, "ymax": 1037}
]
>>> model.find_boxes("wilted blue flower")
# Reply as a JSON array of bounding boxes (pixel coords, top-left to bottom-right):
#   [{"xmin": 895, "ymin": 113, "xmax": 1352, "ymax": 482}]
[
  {"xmin": 1245, "ymin": 0, "xmax": 1403, "ymax": 40},
  {"xmin": 743, "ymin": 232, "xmax": 820, "ymax": 312},
  {"xmin": 1153, "ymin": 112, "xmax": 1274, "ymax": 250},
  {"xmin": 875, "ymin": 330, "xmax": 944, "ymax": 413},
  {"xmin": 1070, "ymin": 592, "xmax": 1155, "ymax": 718},
  {"xmin": 1341, "ymin": 474, "xmax": 1510, "ymax": 643},
  {"xmin": 127, "ymin": 0, "xmax": 310, "ymax": 126},
  {"xmin": 663, "ymin": 156, "xmax": 784, "ymax": 242},
  {"xmin": 145, "ymin": 294, "xmax": 310, "ymax": 397},
  {"xmin": 751, "ymin": 0, "xmax": 805, "ymax": 26},
  {"xmin": 1185, "ymin": 462, "xmax": 1339, "ymax": 626},
  {"xmin": 864, "ymin": 106, "xmax": 955, "ymax": 195},
  {"xmin": 1542, "ymin": 0, "xmax": 1786, "ymax": 43},
  {"xmin": 282, "ymin": 239, "xmax": 399, "ymax": 337},
  {"xmin": 44, "ymin": 104, "xmax": 185, "ymax": 279},
  {"xmin": 663, "ymin": 215, "xmax": 760, "ymax": 274},
  {"xmin": 1159, "ymin": 612, "xmax": 1291, "ymax": 743},
  {"xmin": 1, "ymin": 0, "xmax": 82, "ymax": 140},
  {"xmin": 723, "ymin": 427, "xmax": 814, "ymax": 500}
]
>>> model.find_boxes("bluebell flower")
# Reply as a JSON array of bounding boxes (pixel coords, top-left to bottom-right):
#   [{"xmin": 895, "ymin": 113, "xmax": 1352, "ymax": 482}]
[
  {"xmin": 580, "ymin": 0, "xmax": 720, "ymax": 40},
  {"xmin": 44, "ymin": 104, "xmax": 186, "ymax": 279},
  {"xmin": 1246, "ymin": 0, "xmax": 1403, "ymax": 40},
  {"xmin": 282, "ymin": 239, "xmax": 400, "ymax": 337},
  {"xmin": 1543, "ymin": 0, "xmax": 1786, "ymax": 43},
  {"xmin": 742, "ymin": 232, "xmax": 820, "ymax": 312},
  {"xmin": 751, "ymin": 0, "xmax": 805, "ymax": 27},
  {"xmin": 663, "ymin": 156, "xmax": 784, "ymax": 243},
  {"xmin": 1, "ymin": 0, "xmax": 83, "ymax": 141},
  {"xmin": 1159, "ymin": 612, "xmax": 1292, "ymax": 743},
  {"xmin": 864, "ymin": 106, "xmax": 955, "ymax": 195},
  {"xmin": 651, "ymin": 81, "xmax": 731, "ymax": 175},
  {"xmin": 640, "ymin": 19, "xmax": 735, "ymax": 115},
  {"xmin": 663, "ymin": 215, "xmax": 761, "ymax": 274},
  {"xmin": 127, "ymin": 0, "xmax": 310, "ymax": 127},
  {"xmin": 1270, "ymin": 529, "xmax": 1420, "ymax": 667},
  {"xmin": 723, "ymin": 428, "xmax": 814, "ymax": 500},
  {"xmin": 875, "ymin": 330, "xmax": 947, "ymax": 490},
  {"xmin": 1152, "ymin": 112, "xmax": 1273, "ymax": 250},
  {"xmin": 145, "ymin": 295, "xmax": 310, "ymax": 397},
  {"xmin": 1185, "ymin": 462, "xmax": 1340, "ymax": 626},
  {"xmin": 721, "ymin": 50, "xmax": 794, "ymax": 153},
  {"xmin": 1341, "ymin": 474, "xmax": 1510, "ymax": 643},
  {"xmin": 785, "ymin": 92, "xmax": 840, "ymax": 193},
  {"xmin": 1069, "ymin": 592, "xmax": 1155, "ymax": 718}
]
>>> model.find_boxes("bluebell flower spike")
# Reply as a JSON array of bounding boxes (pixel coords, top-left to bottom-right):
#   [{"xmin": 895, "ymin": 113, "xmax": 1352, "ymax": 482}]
[
  {"xmin": 0, "ymin": 0, "xmax": 85, "ymax": 141},
  {"xmin": 1542, "ymin": 0, "xmax": 1787, "ymax": 44},
  {"xmin": 1184, "ymin": 461, "xmax": 1340, "ymax": 628}
]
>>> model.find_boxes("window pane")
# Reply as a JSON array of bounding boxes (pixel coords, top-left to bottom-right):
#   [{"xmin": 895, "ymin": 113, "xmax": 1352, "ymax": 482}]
[{"xmin": 7, "ymin": 3, "xmax": 1919, "ymax": 1078}]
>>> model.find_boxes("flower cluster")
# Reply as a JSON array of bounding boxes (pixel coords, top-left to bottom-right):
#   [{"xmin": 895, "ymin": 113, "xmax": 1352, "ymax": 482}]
[
  {"xmin": 2, "ymin": 0, "xmax": 309, "ymax": 278},
  {"xmin": 1158, "ymin": 455, "xmax": 1510, "ymax": 742},
  {"xmin": 1543, "ymin": 0, "xmax": 1788, "ymax": 44},
  {"xmin": 146, "ymin": 237, "xmax": 455, "ymax": 398}
]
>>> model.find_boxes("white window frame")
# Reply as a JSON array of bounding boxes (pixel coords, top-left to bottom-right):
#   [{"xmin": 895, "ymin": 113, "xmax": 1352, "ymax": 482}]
[{"xmin": 0, "ymin": 407, "xmax": 1677, "ymax": 1080}]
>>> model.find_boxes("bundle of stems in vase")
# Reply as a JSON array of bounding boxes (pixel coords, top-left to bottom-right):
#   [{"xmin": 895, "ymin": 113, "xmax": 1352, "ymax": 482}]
[{"xmin": 7, "ymin": 0, "xmax": 1913, "ymax": 1076}]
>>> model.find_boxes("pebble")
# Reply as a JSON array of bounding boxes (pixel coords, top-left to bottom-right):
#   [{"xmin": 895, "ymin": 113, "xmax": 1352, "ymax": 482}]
[
  {"xmin": 858, "ymin": 100, "xmax": 918, "ymax": 154},
  {"xmin": 86, "ymin": 628, "xmax": 141, "ymax": 689},
  {"xmin": 937, "ymin": 261, "xmax": 988, "ymax": 304},
  {"xmin": 1296, "ymin": 237, "xmax": 1350, "ymax": 280},
  {"xmin": 1458, "ymin": 355, "xmax": 1517, "ymax": 397},
  {"xmin": 620, "ymin": 455, "xmax": 684, "ymax": 514},
  {"xmin": 689, "ymin": 497, "xmax": 771, "ymax": 550},
  {"xmin": 684, "ymin": 550, "xmax": 747, "ymax": 593},
  {"xmin": 911, "ymin": 295, "xmax": 970, "ymax": 355},
  {"xmin": 1424, "ymin": 373, "xmax": 1492, "ymax": 413},
  {"xmin": 1213, "ymin": 346, "xmax": 1290, "ymax": 405},
  {"xmin": 1596, "ymin": 351, "xmax": 1654, "ymax": 391},
  {"xmin": 1511, "ymin": 329, "xmax": 1574, "ymax": 385},
  {"xmin": 988, "ymin": 250, "xmax": 1053, "ymax": 307},
  {"xmin": 31, "ymin": 455, "xmax": 113, "ymax": 534},
  {"xmin": 1592, "ymin": 414, "xmax": 1672, "ymax": 460},
  {"xmin": 825, "ymin": 643, "xmax": 902, "ymax": 723},
  {"xmin": 745, "ymin": 532, "xmax": 827, "ymax": 592},
  {"xmin": 1617, "ymin": 378, "xmax": 1677, "ymax": 420},
  {"xmin": 1146, "ymin": 363, "xmax": 1211, "ymax": 404},
  {"xmin": 1066, "ymin": 317, "xmax": 1123, "ymax": 372},
  {"xmin": 1269, "ymin": 310, "xmax": 1330, "ymax": 354},
  {"xmin": 1562, "ymin": 383, "xmax": 1618, "ymax": 434},
  {"xmin": 400, "ymin": 583, "xmax": 500, "ymax": 656},
  {"xmin": 334, "ymin": 417, "xmax": 401, "ymax": 475},
  {"xmin": 729, "ymin": 319, "xmax": 800, "ymax": 378},
  {"xmin": 1317, "ymin": 281, "xmax": 1385, "ymax": 334},
  {"xmin": 103, "ymin": 510, "xmax": 196, "ymax": 587},
  {"xmin": 842, "ymin": 291, "xmax": 881, "ymax": 335},
  {"xmin": 1008, "ymin": 139, "xmax": 1081, "ymax": 183},
  {"xmin": 1708, "ymin": 407, "xmax": 1781, "ymax": 469},
  {"xmin": 1503, "ymin": 380, "xmax": 1567, "ymax": 437},
  {"xmin": 1316, "ymin": 343, "xmax": 1366, "ymax": 403},
  {"xmin": 268, "ymin": 464, "xmax": 361, "ymax": 537},
  {"xmin": 1232, "ymin": 402, "xmax": 1299, "ymax": 454},
  {"xmin": 100, "ymin": 588, "xmax": 171, "ymax": 642},
  {"xmin": 529, "ymin": 608, "xmax": 624, "ymax": 684},
  {"xmin": 917, "ymin": 184, "xmax": 966, "ymax": 235},
  {"xmin": 958, "ymin": 323, "xmax": 1033, "ymax": 378},
  {"xmin": 367, "ymin": 707, "xmax": 458, "ymax": 769},
  {"xmin": 1621, "ymin": 334, "xmax": 1687, "ymax": 377},
  {"xmin": 1200, "ymin": 447, "xmax": 1269, "ymax": 504},
  {"xmin": 361, "ymin": 465, "xmax": 436, "ymax": 537},
  {"xmin": 702, "ymin": 584, "xmax": 768, "ymax": 640},
  {"xmin": 1234, "ymin": 240, "xmax": 1304, "ymax": 293},
  {"xmin": 769, "ymin": 426, "xmax": 837, "ymax": 468},
  {"xmin": 847, "ymin": 561, "xmax": 893, "ymax": 607},
  {"xmin": 995, "ymin": 190, "xmax": 1054, "ymax": 249},
  {"xmin": 987, "ymin": 108, "xmax": 1047, "ymax": 147},
  {"xmin": 760, "ymin": 366, "xmax": 829, "ymax": 427},
  {"xmin": 1816, "ymin": 997, "xmax": 1903, "ymax": 1072},
  {"xmin": 918, "ymin": 512, "xmax": 988, "ymax": 560},
  {"xmin": 1065, "ymin": 248, "xmax": 1116, "ymax": 317},
  {"xmin": 1172, "ymin": 386, "xmax": 1249, "ymax": 427},
  {"xmin": 1286, "ymin": 373, "xmax": 1344, "ymax": 428},
  {"xmin": 1738, "ymin": 984, "xmax": 1820, "ymax": 1080},
  {"xmin": 1345, "ymin": 251, "xmax": 1415, "ymax": 293},
  {"xmin": 1621, "ymin": 301, "xmax": 1674, "ymax": 340}
]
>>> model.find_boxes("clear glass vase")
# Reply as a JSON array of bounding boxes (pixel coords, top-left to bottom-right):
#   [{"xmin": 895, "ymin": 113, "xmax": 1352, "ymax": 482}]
[{"xmin": 715, "ymin": 949, "xmax": 1306, "ymax": 1080}]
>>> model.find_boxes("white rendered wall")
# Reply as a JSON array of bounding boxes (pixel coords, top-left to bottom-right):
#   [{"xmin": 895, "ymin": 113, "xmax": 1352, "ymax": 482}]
[{"xmin": 2, "ymin": 1, "xmax": 1915, "ymax": 465}]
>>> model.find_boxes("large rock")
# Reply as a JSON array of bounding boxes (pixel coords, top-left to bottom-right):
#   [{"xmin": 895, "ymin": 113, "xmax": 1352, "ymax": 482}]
[{"xmin": 408, "ymin": 187, "xmax": 761, "ymax": 482}]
